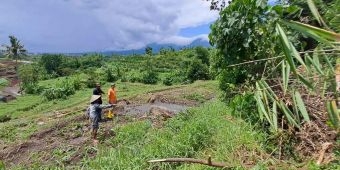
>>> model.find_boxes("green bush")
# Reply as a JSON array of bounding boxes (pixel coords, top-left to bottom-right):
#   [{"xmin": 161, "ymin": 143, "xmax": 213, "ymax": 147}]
[
  {"xmin": 71, "ymin": 76, "xmax": 83, "ymax": 90},
  {"xmin": 125, "ymin": 70, "xmax": 143, "ymax": 83},
  {"xmin": 0, "ymin": 115, "xmax": 11, "ymax": 123},
  {"xmin": 104, "ymin": 67, "xmax": 119, "ymax": 82},
  {"xmin": 229, "ymin": 92, "xmax": 259, "ymax": 125},
  {"xmin": 120, "ymin": 75, "xmax": 128, "ymax": 82},
  {"xmin": 162, "ymin": 77, "xmax": 173, "ymax": 86},
  {"xmin": 22, "ymin": 83, "xmax": 43, "ymax": 94},
  {"xmin": 59, "ymin": 67, "xmax": 75, "ymax": 76},
  {"xmin": 0, "ymin": 78, "xmax": 8, "ymax": 87},
  {"xmin": 141, "ymin": 71, "xmax": 158, "ymax": 84},
  {"xmin": 186, "ymin": 59, "xmax": 210, "ymax": 82},
  {"xmin": 42, "ymin": 79, "xmax": 76, "ymax": 100}
]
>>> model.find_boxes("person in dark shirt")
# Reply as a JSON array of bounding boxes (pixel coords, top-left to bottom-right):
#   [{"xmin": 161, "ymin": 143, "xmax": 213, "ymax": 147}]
[
  {"xmin": 93, "ymin": 83, "xmax": 104, "ymax": 104},
  {"xmin": 93, "ymin": 83, "xmax": 104, "ymax": 121}
]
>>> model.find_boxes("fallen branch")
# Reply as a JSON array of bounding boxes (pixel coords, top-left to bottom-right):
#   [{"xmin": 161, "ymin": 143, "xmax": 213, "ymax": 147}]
[{"xmin": 148, "ymin": 156, "xmax": 230, "ymax": 168}]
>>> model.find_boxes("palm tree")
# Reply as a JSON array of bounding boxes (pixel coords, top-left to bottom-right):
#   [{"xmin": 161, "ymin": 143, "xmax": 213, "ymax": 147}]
[{"xmin": 3, "ymin": 35, "xmax": 27, "ymax": 67}]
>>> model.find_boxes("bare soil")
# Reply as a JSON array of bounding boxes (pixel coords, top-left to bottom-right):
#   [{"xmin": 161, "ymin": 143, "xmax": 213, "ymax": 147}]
[{"xmin": 0, "ymin": 60, "xmax": 20, "ymax": 102}]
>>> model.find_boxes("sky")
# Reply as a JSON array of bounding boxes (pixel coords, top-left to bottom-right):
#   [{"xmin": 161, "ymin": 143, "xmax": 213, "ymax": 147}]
[{"xmin": 0, "ymin": 0, "xmax": 218, "ymax": 53}]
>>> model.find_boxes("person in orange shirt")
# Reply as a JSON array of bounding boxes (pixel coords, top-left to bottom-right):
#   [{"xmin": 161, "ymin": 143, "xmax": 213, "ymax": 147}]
[{"xmin": 108, "ymin": 83, "xmax": 117, "ymax": 104}]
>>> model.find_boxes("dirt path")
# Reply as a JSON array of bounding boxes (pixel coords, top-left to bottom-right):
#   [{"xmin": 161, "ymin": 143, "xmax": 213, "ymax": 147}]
[{"xmin": 0, "ymin": 88, "xmax": 214, "ymax": 168}]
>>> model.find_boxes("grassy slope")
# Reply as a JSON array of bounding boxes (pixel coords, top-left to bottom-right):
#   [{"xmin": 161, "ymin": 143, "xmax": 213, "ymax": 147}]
[
  {"xmin": 0, "ymin": 80, "xmax": 217, "ymax": 144},
  {"xmin": 0, "ymin": 79, "xmax": 271, "ymax": 169},
  {"xmin": 82, "ymin": 101, "xmax": 266, "ymax": 170}
]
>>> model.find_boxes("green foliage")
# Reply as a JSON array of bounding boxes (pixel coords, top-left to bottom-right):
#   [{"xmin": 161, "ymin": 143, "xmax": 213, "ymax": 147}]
[
  {"xmin": 162, "ymin": 70, "xmax": 187, "ymax": 86},
  {"xmin": 210, "ymin": 0, "xmax": 281, "ymax": 96},
  {"xmin": 0, "ymin": 78, "xmax": 8, "ymax": 87},
  {"xmin": 104, "ymin": 66, "xmax": 119, "ymax": 82},
  {"xmin": 324, "ymin": 0, "xmax": 340, "ymax": 32},
  {"xmin": 145, "ymin": 46, "xmax": 153, "ymax": 56},
  {"xmin": 159, "ymin": 47, "xmax": 175, "ymax": 55},
  {"xmin": 141, "ymin": 70, "xmax": 159, "ymax": 84},
  {"xmin": 0, "ymin": 114, "xmax": 11, "ymax": 123},
  {"xmin": 183, "ymin": 93, "xmax": 206, "ymax": 103},
  {"xmin": 3, "ymin": 35, "xmax": 27, "ymax": 64},
  {"xmin": 254, "ymin": 7, "xmax": 339, "ymax": 132},
  {"xmin": 186, "ymin": 59, "xmax": 210, "ymax": 82},
  {"xmin": 39, "ymin": 54, "xmax": 63, "ymax": 75},
  {"xmin": 162, "ymin": 76, "xmax": 173, "ymax": 86},
  {"xmin": 38, "ymin": 54, "xmax": 104, "ymax": 78},
  {"xmin": 42, "ymin": 78, "xmax": 76, "ymax": 100},
  {"xmin": 18, "ymin": 63, "xmax": 43, "ymax": 94},
  {"xmin": 195, "ymin": 46, "xmax": 210, "ymax": 65},
  {"xmin": 229, "ymin": 92, "xmax": 258, "ymax": 124},
  {"xmin": 86, "ymin": 101, "xmax": 265, "ymax": 169}
]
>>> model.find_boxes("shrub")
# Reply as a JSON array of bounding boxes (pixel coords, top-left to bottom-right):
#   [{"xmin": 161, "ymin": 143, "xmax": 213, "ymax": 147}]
[
  {"xmin": 125, "ymin": 70, "xmax": 143, "ymax": 83},
  {"xmin": 229, "ymin": 92, "xmax": 258, "ymax": 125},
  {"xmin": 120, "ymin": 75, "xmax": 128, "ymax": 82},
  {"xmin": 162, "ymin": 77, "xmax": 173, "ymax": 86},
  {"xmin": 186, "ymin": 59, "xmax": 210, "ymax": 82},
  {"xmin": 59, "ymin": 67, "xmax": 75, "ymax": 76},
  {"xmin": 72, "ymin": 76, "xmax": 83, "ymax": 90},
  {"xmin": 86, "ymin": 69, "xmax": 102, "ymax": 88},
  {"xmin": 141, "ymin": 71, "xmax": 158, "ymax": 84},
  {"xmin": 104, "ymin": 67, "xmax": 118, "ymax": 82},
  {"xmin": 86, "ymin": 78, "xmax": 97, "ymax": 88},
  {"xmin": 22, "ymin": 83, "xmax": 43, "ymax": 94},
  {"xmin": 0, "ymin": 115, "xmax": 11, "ymax": 123},
  {"xmin": 0, "ymin": 78, "xmax": 8, "ymax": 87},
  {"xmin": 18, "ymin": 63, "xmax": 42, "ymax": 94},
  {"xmin": 42, "ymin": 79, "xmax": 76, "ymax": 100}
]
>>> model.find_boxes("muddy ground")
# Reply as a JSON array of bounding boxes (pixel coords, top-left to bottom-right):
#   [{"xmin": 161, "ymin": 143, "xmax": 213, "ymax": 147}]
[{"xmin": 0, "ymin": 88, "xmax": 215, "ymax": 168}]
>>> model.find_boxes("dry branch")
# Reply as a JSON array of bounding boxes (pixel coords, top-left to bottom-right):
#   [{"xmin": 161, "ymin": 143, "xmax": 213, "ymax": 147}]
[{"xmin": 148, "ymin": 156, "xmax": 230, "ymax": 168}]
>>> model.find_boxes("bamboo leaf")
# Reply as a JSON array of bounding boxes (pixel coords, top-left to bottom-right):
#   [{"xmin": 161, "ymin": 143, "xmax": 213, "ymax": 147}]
[
  {"xmin": 305, "ymin": 53, "xmax": 312, "ymax": 68},
  {"xmin": 294, "ymin": 91, "xmax": 310, "ymax": 122},
  {"xmin": 292, "ymin": 90, "xmax": 299, "ymax": 119},
  {"xmin": 276, "ymin": 24, "xmax": 297, "ymax": 74},
  {"xmin": 307, "ymin": 0, "xmax": 329, "ymax": 28},
  {"xmin": 290, "ymin": 42, "xmax": 308, "ymax": 71},
  {"xmin": 272, "ymin": 101, "xmax": 278, "ymax": 132},
  {"xmin": 259, "ymin": 80, "xmax": 279, "ymax": 101},
  {"xmin": 325, "ymin": 56, "xmax": 335, "ymax": 73},
  {"xmin": 255, "ymin": 90, "xmax": 272, "ymax": 126},
  {"xmin": 326, "ymin": 101, "xmax": 340, "ymax": 129},
  {"xmin": 279, "ymin": 101, "xmax": 301, "ymax": 128},
  {"xmin": 306, "ymin": 54, "xmax": 324, "ymax": 75},
  {"xmin": 284, "ymin": 21, "xmax": 340, "ymax": 43},
  {"xmin": 322, "ymin": 78, "xmax": 327, "ymax": 98},
  {"xmin": 282, "ymin": 61, "xmax": 290, "ymax": 95},
  {"xmin": 255, "ymin": 83, "xmax": 265, "ymax": 121},
  {"xmin": 298, "ymin": 74, "xmax": 314, "ymax": 90},
  {"xmin": 312, "ymin": 47, "xmax": 324, "ymax": 75}
]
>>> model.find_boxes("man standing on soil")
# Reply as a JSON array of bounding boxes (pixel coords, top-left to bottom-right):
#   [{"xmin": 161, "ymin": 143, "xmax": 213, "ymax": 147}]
[
  {"xmin": 93, "ymin": 83, "xmax": 104, "ymax": 104},
  {"xmin": 93, "ymin": 83, "xmax": 104, "ymax": 120},
  {"xmin": 89, "ymin": 95, "xmax": 113, "ymax": 145},
  {"xmin": 108, "ymin": 83, "xmax": 117, "ymax": 104}
]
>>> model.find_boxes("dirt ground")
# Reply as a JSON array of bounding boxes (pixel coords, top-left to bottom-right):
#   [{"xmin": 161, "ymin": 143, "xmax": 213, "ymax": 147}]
[
  {"xmin": 0, "ymin": 60, "xmax": 20, "ymax": 101},
  {"xmin": 0, "ymin": 87, "xmax": 214, "ymax": 168}
]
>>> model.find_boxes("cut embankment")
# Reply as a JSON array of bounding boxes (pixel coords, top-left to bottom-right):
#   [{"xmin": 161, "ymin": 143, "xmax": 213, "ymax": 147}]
[{"xmin": 84, "ymin": 100, "xmax": 268, "ymax": 170}]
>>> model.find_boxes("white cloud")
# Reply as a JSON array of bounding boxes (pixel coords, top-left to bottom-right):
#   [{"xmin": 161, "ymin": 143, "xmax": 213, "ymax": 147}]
[
  {"xmin": 0, "ymin": 0, "xmax": 218, "ymax": 52},
  {"xmin": 159, "ymin": 34, "xmax": 209, "ymax": 46}
]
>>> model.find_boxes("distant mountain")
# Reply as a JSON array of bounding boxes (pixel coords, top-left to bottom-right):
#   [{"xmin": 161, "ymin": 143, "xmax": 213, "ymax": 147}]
[
  {"xmin": 101, "ymin": 37, "xmax": 211, "ymax": 56},
  {"xmin": 50, "ymin": 37, "xmax": 211, "ymax": 56}
]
